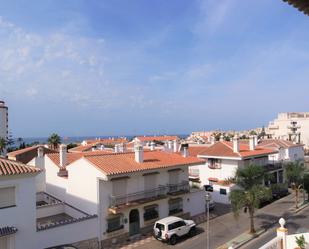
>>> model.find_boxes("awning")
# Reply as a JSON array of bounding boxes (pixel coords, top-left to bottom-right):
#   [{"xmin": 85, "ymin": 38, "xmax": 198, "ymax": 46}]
[{"xmin": 208, "ymin": 177, "xmax": 219, "ymax": 182}]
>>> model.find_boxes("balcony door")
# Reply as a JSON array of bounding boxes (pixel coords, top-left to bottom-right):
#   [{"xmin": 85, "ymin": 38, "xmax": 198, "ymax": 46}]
[{"xmin": 144, "ymin": 174, "xmax": 157, "ymax": 198}]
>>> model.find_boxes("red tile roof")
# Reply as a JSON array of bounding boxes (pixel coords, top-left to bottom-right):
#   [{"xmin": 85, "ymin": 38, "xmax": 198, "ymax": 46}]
[
  {"xmin": 48, "ymin": 151, "xmax": 202, "ymax": 176},
  {"xmin": 84, "ymin": 151, "xmax": 202, "ymax": 176},
  {"xmin": 135, "ymin": 136, "xmax": 179, "ymax": 142},
  {"xmin": 258, "ymin": 139, "xmax": 303, "ymax": 149},
  {"xmin": 0, "ymin": 158, "xmax": 41, "ymax": 176},
  {"xmin": 69, "ymin": 144, "xmax": 94, "ymax": 152},
  {"xmin": 187, "ymin": 146, "xmax": 211, "ymax": 157},
  {"xmin": 7, "ymin": 145, "xmax": 55, "ymax": 157},
  {"xmin": 198, "ymin": 141, "xmax": 275, "ymax": 159},
  {"xmin": 84, "ymin": 138, "xmax": 128, "ymax": 145}
]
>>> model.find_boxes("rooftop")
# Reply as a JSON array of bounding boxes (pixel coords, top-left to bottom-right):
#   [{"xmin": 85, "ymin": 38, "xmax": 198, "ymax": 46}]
[
  {"xmin": 47, "ymin": 150, "xmax": 203, "ymax": 176},
  {"xmin": 0, "ymin": 157, "xmax": 41, "ymax": 176},
  {"xmin": 198, "ymin": 141, "xmax": 276, "ymax": 159},
  {"xmin": 135, "ymin": 135, "xmax": 179, "ymax": 142},
  {"xmin": 258, "ymin": 139, "xmax": 303, "ymax": 149},
  {"xmin": 283, "ymin": 0, "xmax": 309, "ymax": 16}
]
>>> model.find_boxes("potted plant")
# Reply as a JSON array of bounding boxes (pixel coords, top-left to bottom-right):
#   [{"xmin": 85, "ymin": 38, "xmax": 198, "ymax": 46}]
[{"xmin": 295, "ymin": 235, "xmax": 307, "ymax": 249}]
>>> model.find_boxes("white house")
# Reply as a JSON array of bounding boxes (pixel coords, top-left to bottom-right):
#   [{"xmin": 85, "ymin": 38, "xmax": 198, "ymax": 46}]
[
  {"xmin": 189, "ymin": 136, "xmax": 279, "ymax": 204},
  {"xmin": 258, "ymin": 139, "xmax": 304, "ymax": 162},
  {"xmin": 0, "ymin": 157, "xmax": 40, "ymax": 249},
  {"xmin": 33, "ymin": 144, "xmax": 205, "ymax": 248}
]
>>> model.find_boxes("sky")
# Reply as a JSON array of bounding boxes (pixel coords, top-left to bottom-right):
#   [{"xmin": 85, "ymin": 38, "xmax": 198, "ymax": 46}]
[{"xmin": 0, "ymin": 0, "xmax": 309, "ymax": 138}]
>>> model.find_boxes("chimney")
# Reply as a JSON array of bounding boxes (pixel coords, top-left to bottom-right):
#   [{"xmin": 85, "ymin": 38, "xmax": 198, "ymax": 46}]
[
  {"xmin": 220, "ymin": 134, "xmax": 225, "ymax": 142},
  {"xmin": 233, "ymin": 135, "xmax": 239, "ymax": 153},
  {"xmin": 150, "ymin": 141, "xmax": 155, "ymax": 151},
  {"xmin": 114, "ymin": 144, "xmax": 120, "ymax": 153},
  {"xmin": 168, "ymin": 140, "xmax": 173, "ymax": 151},
  {"xmin": 254, "ymin": 135, "xmax": 258, "ymax": 146},
  {"xmin": 182, "ymin": 144, "xmax": 189, "ymax": 157},
  {"xmin": 37, "ymin": 146, "xmax": 44, "ymax": 158},
  {"xmin": 210, "ymin": 136, "xmax": 215, "ymax": 145},
  {"xmin": 249, "ymin": 136, "xmax": 255, "ymax": 151},
  {"xmin": 134, "ymin": 145, "xmax": 143, "ymax": 163},
  {"xmin": 58, "ymin": 144, "xmax": 68, "ymax": 177},
  {"xmin": 59, "ymin": 144, "xmax": 67, "ymax": 167},
  {"xmin": 173, "ymin": 140, "xmax": 179, "ymax": 153}
]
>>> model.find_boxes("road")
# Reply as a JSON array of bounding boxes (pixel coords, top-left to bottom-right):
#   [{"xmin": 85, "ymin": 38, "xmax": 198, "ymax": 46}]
[{"xmin": 130, "ymin": 193, "xmax": 307, "ymax": 249}]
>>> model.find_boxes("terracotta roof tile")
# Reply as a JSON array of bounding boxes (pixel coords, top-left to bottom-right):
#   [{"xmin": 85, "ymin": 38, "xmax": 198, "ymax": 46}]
[
  {"xmin": 136, "ymin": 136, "xmax": 179, "ymax": 142},
  {"xmin": 48, "ymin": 150, "xmax": 202, "ymax": 175},
  {"xmin": 8, "ymin": 145, "xmax": 56, "ymax": 157},
  {"xmin": 0, "ymin": 158, "xmax": 41, "ymax": 176},
  {"xmin": 258, "ymin": 139, "xmax": 303, "ymax": 149},
  {"xmin": 198, "ymin": 141, "xmax": 275, "ymax": 159},
  {"xmin": 84, "ymin": 151, "xmax": 202, "ymax": 175}
]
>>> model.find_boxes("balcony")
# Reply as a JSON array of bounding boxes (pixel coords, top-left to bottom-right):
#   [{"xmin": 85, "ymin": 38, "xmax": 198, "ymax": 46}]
[{"xmin": 109, "ymin": 181, "xmax": 190, "ymax": 213}]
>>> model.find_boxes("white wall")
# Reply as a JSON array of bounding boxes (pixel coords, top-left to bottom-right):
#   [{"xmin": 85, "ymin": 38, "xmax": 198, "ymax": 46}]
[
  {"xmin": 36, "ymin": 217, "xmax": 98, "ymax": 249},
  {"xmin": 0, "ymin": 175, "xmax": 37, "ymax": 249}
]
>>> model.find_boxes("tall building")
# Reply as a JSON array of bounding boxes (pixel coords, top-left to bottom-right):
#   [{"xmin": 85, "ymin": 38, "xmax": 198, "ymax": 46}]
[
  {"xmin": 267, "ymin": 112, "xmax": 309, "ymax": 148},
  {"xmin": 0, "ymin": 101, "xmax": 8, "ymax": 155}
]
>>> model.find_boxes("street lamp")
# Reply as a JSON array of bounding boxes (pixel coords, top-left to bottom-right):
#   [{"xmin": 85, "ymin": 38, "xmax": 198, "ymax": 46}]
[{"xmin": 205, "ymin": 192, "xmax": 211, "ymax": 249}]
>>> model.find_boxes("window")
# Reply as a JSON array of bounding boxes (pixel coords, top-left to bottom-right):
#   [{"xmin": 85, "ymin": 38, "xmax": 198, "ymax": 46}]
[
  {"xmin": 169, "ymin": 198, "xmax": 183, "ymax": 215},
  {"xmin": 204, "ymin": 185, "xmax": 213, "ymax": 192},
  {"xmin": 107, "ymin": 214, "xmax": 124, "ymax": 233},
  {"xmin": 0, "ymin": 186, "xmax": 16, "ymax": 209},
  {"xmin": 220, "ymin": 188, "xmax": 227, "ymax": 195},
  {"xmin": 155, "ymin": 223, "xmax": 165, "ymax": 231},
  {"xmin": 144, "ymin": 204, "xmax": 159, "ymax": 221},
  {"xmin": 208, "ymin": 159, "xmax": 221, "ymax": 169}
]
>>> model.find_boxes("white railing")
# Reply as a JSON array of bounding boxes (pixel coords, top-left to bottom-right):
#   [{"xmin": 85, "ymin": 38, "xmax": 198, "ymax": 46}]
[{"xmin": 259, "ymin": 237, "xmax": 282, "ymax": 249}]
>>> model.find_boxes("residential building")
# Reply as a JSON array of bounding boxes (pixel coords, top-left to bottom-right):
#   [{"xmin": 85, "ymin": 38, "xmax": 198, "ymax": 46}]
[
  {"xmin": 258, "ymin": 139, "xmax": 304, "ymax": 162},
  {"xmin": 267, "ymin": 112, "xmax": 309, "ymax": 148},
  {"xmin": 189, "ymin": 136, "xmax": 279, "ymax": 204},
  {"xmin": 0, "ymin": 158, "xmax": 40, "ymax": 249},
  {"xmin": 134, "ymin": 135, "xmax": 179, "ymax": 146},
  {"xmin": 0, "ymin": 101, "xmax": 8, "ymax": 156},
  {"xmin": 32, "ymin": 145, "xmax": 205, "ymax": 247},
  {"xmin": 7, "ymin": 145, "xmax": 55, "ymax": 164},
  {"xmin": 80, "ymin": 137, "xmax": 128, "ymax": 147}
]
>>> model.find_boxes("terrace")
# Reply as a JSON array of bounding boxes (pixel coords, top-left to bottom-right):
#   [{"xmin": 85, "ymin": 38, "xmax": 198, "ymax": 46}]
[
  {"xmin": 36, "ymin": 192, "xmax": 97, "ymax": 231},
  {"xmin": 109, "ymin": 181, "xmax": 190, "ymax": 213}
]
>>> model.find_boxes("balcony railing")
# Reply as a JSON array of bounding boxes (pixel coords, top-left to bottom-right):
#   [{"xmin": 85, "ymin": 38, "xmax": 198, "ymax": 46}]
[{"xmin": 109, "ymin": 181, "xmax": 190, "ymax": 208}]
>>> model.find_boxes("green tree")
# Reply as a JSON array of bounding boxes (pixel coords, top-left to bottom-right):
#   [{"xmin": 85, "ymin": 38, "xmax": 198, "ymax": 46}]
[
  {"xmin": 303, "ymin": 174, "xmax": 309, "ymax": 201},
  {"xmin": 0, "ymin": 137, "xmax": 7, "ymax": 155},
  {"xmin": 47, "ymin": 133, "xmax": 61, "ymax": 150},
  {"xmin": 249, "ymin": 130, "xmax": 257, "ymax": 136},
  {"xmin": 230, "ymin": 164, "xmax": 272, "ymax": 234},
  {"xmin": 285, "ymin": 161, "xmax": 307, "ymax": 208}
]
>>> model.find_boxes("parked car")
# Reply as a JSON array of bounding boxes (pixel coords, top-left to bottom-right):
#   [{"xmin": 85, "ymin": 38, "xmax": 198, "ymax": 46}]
[{"xmin": 153, "ymin": 216, "xmax": 196, "ymax": 245}]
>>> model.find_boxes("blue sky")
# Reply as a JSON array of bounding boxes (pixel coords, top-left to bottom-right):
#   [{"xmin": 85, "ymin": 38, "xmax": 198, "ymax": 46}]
[{"xmin": 0, "ymin": 0, "xmax": 309, "ymax": 137}]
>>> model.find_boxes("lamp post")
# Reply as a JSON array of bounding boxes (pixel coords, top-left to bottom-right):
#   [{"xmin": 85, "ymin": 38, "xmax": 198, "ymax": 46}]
[{"xmin": 205, "ymin": 193, "xmax": 211, "ymax": 249}]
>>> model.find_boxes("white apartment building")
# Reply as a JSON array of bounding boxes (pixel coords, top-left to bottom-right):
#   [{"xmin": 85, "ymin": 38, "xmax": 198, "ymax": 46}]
[
  {"xmin": 189, "ymin": 136, "xmax": 279, "ymax": 204},
  {"xmin": 0, "ymin": 101, "xmax": 8, "ymax": 156},
  {"xmin": 31, "ymin": 145, "xmax": 205, "ymax": 248},
  {"xmin": 258, "ymin": 139, "xmax": 304, "ymax": 162},
  {"xmin": 267, "ymin": 112, "xmax": 309, "ymax": 148}
]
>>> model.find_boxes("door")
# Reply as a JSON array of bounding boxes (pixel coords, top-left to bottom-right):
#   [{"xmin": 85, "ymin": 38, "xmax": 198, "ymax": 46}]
[
  {"xmin": 0, "ymin": 236, "xmax": 8, "ymax": 249},
  {"xmin": 174, "ymin": 221, "xmax": 188, "ymax": 236},
  {"xmin": 129, "ymin": 209, "xmax": 140, "ymax": 236}
]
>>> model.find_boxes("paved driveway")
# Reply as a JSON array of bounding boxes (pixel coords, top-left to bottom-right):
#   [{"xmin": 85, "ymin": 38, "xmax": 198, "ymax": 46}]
[{"xmin": 124, "ymin": 193, "xmax": 304, "ymax": 249}]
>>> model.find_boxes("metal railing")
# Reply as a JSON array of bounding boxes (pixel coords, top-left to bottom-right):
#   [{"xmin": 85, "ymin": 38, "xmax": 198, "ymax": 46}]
[{"xmin": 109, "ymin": 181, "xmax": 190, "ymax": 208}]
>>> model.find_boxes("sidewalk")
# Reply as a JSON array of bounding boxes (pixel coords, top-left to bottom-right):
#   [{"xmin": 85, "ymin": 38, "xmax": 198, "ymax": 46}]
[{"xmin": 212, "ymin": 193, "xmax": 304, "ymax": 249}]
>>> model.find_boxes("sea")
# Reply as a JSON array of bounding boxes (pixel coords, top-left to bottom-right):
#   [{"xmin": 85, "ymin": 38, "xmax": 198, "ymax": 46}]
[{"xmin": 12, "ymin": 134, "xmax": 188, "ymax": 147}]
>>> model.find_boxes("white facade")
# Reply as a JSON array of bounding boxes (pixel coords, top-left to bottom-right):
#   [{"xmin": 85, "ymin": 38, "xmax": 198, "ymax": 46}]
[
  {"xmin": 268, "ymin": 145, "xmax": 304, "ymax": 162},
  {"xmin": 267, "ymin": 112, "xmax": 309, "ymax": 148},
  {"xmin": 0, "ymin": 175, "xmax": 37, "ymax": 249},
  {"xmin": 33, "ymin": 151, "xmax": 205, "ymax": 246}
]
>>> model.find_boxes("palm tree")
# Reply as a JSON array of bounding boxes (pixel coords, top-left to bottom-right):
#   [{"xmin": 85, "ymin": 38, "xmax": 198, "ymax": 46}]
[
  {"xmin": 0, "ymin": 137, "xmax": 7, "ymax": 155},
  {"xmin": 47, "ymin": 133, "xmax": 61, "ymax": 150},
  {"xmin": 285, "ymin": 161, "xmax": 306, "ymax": 209},
  {"xmin": 230, "ymin": 164, "xmax": 272, "ymax": 234}
]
